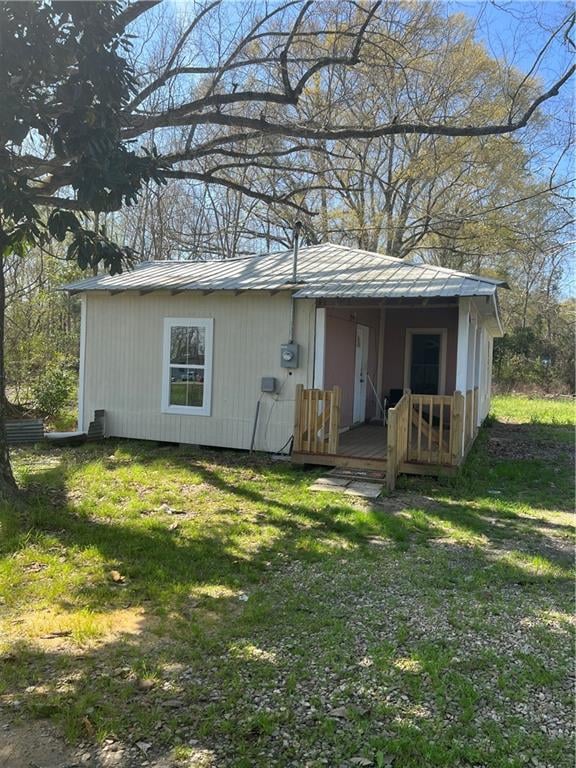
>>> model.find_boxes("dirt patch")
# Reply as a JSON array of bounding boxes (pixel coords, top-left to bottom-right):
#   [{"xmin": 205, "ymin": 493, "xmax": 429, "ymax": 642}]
[
  {"xmin": 0, "ymin": 718, "xmax": 179, "ymax": 767},
  {"xmin": 487, "ymin": 423, "xmax": 574, "ymax": 462},
  {"xmin": 0, "ymin": 719, "xmax": 79, "ymax": 768},
  {"xmin": 1, "ymin": 607, "xmax": 153, "ymax": 654}
]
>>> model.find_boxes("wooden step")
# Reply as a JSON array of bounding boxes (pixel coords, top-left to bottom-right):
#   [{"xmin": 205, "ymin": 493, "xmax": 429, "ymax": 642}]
[
  {"xmin": 327, "ymin": 467, "xmax": 386, "ymax": 482},
  {"xmin": 292, "ymin": 451, "xmax": 387, "ymax": 471}
]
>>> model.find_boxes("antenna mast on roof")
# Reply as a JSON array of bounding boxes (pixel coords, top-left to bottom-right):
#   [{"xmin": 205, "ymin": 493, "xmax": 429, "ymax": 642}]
[{"xmin": 292, "ymin": 220, "xmax": 303, "ymax": 284}]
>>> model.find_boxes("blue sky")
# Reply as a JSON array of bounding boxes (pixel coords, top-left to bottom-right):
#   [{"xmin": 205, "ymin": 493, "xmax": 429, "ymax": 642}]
[
  {"xmin": 442, "ymin": 1, "xmax": 572, "ymax": 71},
  {"xmin": 452, "ymin": 1, "xmax": 574, "ymax": 295}
]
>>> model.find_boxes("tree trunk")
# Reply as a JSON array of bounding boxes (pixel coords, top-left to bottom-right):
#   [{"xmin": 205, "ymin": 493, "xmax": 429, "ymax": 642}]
[{"xmin": 0, "ymin": 250, "xmax": 18, "ymax": 499}]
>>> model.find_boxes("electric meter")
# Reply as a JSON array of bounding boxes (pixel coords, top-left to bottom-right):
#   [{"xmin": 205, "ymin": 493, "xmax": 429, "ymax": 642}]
[{"xmin": 280, "ymin": 343, "xmax": 299, "ymax": 369}]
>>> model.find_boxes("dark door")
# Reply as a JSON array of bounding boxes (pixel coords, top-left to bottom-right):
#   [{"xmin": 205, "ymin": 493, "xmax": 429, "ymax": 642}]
[{"xmin": 410, "ymin": 334, "xmax": 441, "ymax": 394}]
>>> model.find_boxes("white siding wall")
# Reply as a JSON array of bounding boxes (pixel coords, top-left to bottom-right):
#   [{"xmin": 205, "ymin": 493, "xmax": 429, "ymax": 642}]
[
  {"xmin": 457, "ymin": 297, "xmax": 498, "ymax": 426},
  {"xmin": 82, "ymin": 291, "xmax": 316, "ymax": 452},
  {"xmin": 477, "ymin": 326, "xmax": 492, "ymax": 422}
]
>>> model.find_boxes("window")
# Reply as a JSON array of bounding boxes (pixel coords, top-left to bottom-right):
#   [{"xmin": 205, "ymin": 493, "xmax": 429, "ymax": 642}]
[
  {"xmin": 411, "ymin": 334, "xmax": 440, "ymax": 394},
  {"xmin": 162, "ymin": 318, "xmax": 213, "ymax": 415},
  {"xmin": 403, "ymin": 329, "xmax": 447, "ymax": 395}
]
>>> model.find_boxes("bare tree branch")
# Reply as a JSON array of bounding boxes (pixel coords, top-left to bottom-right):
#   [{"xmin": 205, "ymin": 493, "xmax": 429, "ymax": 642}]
[
  {"xmin": 123, "ymin": 62, "xmax": 576, "ymax": 141},
  {"xmin": 162, "ymin": 169, "xmax": 313, "ymax": 213},
  {"xmin": 111, "ymin": 0, "xmax": 161, "ymax": 35},
  {"xmin": 129, "ymin": 0, "xmax": 222, "ymax": 111}
]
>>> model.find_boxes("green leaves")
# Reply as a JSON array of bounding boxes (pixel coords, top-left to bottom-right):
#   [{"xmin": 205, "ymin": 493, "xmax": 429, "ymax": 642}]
[
  {"xmin": 47, "ymin": 210, "xmax": 81, "ymax": 242},
  {"xmin": 71, "ymin": 147, "xmax": 168, "ymax": 213},
  {"xmin": 66, "ymin": 229, "xmax": 136, "ymax": 275},
  {"xmin": 0, "ymin": 1, "xmax": 158, "ymax": 276}
]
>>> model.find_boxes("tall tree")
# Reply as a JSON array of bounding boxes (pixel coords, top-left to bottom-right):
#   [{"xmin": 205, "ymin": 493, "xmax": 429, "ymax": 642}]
[{"xmin": 0, "ymin": 0, "xmax": 573, "ymax": 496}]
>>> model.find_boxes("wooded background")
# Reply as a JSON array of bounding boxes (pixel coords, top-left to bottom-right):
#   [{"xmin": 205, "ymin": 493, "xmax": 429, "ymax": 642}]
[{"xmin": 5, "ymin": 1, "xmax": 574, "ymax": 409}]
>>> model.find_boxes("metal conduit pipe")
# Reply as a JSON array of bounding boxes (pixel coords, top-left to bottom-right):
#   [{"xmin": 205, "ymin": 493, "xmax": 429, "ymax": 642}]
[{"xmin": 288, "ymin": 221, "xmax": 303, "ymax": 343}]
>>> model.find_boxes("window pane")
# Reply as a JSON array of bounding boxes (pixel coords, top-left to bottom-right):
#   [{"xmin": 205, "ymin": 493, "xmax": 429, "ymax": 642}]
[
  {"xmin": 170, "ymin": 326, "xmax": 205, "ymax": 365},
  {"xmin": 169, "ymin": 368, "xmax": 205, "ymax": 407},
  {"xmin": 410, "ymin": 334, "xmax": 440, "ymax": 394}
]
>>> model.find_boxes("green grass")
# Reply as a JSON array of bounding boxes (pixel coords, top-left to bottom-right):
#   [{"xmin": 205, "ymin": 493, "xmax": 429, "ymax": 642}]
[
  {"xmin": 0, "ymin": 396, "xmax": 573, "ymax": 767},
  {"xmin": 491, "ymin": 393, "xmax": 575, "ymax": 425}
]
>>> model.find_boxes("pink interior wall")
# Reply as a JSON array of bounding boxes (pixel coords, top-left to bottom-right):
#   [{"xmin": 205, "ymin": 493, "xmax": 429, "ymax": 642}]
[
  {"xmin": 323, "ymin": 307, "xmax": 381, "ymax": 427},
  {"xmin": 322, "ymin": 304, "xmax": 459, "ymax": 427},
  {"xmin": 381, "ymin": 307, "xmax": 458, "ymax": 395}
]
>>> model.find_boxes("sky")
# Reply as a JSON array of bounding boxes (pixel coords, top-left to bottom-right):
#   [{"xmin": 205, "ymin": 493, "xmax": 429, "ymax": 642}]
[
  {"xmin": 452, "ymin": 1, "xmax": 572, "ymax": 67},
  {"xmin": 446, "ymin": 2, "xmax": 574, "ymax": 150},
  {"xmin": 453, "ymin": 1, "xmax": 575, "ymax": 293}
]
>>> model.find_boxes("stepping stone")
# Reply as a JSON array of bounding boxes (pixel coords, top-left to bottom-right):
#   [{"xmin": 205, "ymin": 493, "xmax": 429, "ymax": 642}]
[
  {"xmin": 343, "ymin": 481, "xmax": 383, "ymax": 498},
  {"xmin": 309, "ymin": 477, "xmax": 351, "ymax": 492}
]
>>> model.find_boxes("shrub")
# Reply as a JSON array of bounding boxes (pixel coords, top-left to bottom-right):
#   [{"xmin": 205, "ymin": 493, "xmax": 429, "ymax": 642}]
[{"xmin": 31, "ymin": 362, "xmax": 74, "ymax": 419}]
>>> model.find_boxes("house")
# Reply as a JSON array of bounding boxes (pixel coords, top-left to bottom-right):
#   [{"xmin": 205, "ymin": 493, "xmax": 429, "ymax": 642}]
[{"xmin": 64, "ymin": 243, "xmax": 506, "ymax": 488}]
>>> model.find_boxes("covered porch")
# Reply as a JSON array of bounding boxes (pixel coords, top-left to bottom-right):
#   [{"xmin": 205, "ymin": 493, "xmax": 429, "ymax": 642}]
[
  {"xmin": 292, "ymin": 295, "xmax": 488, "ymax": 488},
  {"xmin": 292, "ymin": 386, "xmax": 479, "ymax": 488}
]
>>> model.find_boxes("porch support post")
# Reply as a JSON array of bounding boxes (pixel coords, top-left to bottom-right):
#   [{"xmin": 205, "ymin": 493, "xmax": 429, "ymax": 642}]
[
  {"xmin": 313, "ymin": 307, "xmax": 326, "ymax": 389},
  {"xmin": 487, "ymin": 335, "xmax": 494, "ymax": 411},
  {"xmin": 456, "ymin": 298, "xmax": 470, "ymax": 391},
  {"xmin": 77, "ymin": 294, "xmax": 87, "ymax": 432},
  {"xmin": 456, "ymin": 298, "xmax": 470, "ymax": 457},
  {"xmin": 468, "ymin": 311, "xmax": 478, "ymax": 438},
  {"xmin": 468, "ymin": 310, "xmax": 477, "ymax": 391},
  {"xmin": 376, "ymin": 306, "xmax": 386, "ymax": 416}
]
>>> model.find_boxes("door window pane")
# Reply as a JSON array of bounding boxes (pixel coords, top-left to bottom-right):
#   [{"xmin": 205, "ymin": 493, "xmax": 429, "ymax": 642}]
[{"xmin": 410, "ymin": 334, "xmax": 440, "ymax": 394}]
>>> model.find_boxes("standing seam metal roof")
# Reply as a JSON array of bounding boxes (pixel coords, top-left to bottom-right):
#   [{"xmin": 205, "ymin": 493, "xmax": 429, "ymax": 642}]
[{"xmin": 62, "ymin": 243, "xmax": 507, "ymax": 298}]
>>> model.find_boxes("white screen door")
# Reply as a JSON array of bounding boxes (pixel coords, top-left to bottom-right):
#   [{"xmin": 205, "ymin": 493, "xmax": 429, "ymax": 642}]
[{"xmin": 353, "ymin": 324, "xmax": 369, "ymax": 424}]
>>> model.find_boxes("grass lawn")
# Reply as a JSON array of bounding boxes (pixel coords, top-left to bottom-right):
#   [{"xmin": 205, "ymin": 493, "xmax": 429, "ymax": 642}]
[
  {"xmin": 0, "ymin": 395, "xmax": 574, "ymax": 767},
  {"xmin": 490, "ymin": 394, "xmax": 575, "ymax": 426}
]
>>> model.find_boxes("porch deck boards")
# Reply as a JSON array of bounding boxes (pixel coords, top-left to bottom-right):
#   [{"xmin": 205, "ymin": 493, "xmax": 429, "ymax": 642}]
[
  {"xmin": 292, "ymin": 420, "xmax": 459, "ymax": 477},
  {"xmin": 338, "ymin": 424, "xmax": 387, "ymax": 459},
  {"xmin": 292, "ymin": 423, "xmax": 389, "ymax": 471},
  {"xmin": 292, "ymin": 387, "xmax": 474, "ymax": 481}
]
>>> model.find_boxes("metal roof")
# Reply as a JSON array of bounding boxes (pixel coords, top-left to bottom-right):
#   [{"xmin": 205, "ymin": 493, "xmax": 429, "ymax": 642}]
[{"xmin": 63, "ymin": 243, "xmax": 507, "ymax": 298}]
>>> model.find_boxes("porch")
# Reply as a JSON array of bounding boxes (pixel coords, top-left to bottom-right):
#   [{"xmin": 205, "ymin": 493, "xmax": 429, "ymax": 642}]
[
  {"xmin": 292, "ymin": 385, "xmax": 479, "ymax": 489},
  {"xmin": 292, "ymin": 421, "xmax": 389, "ymax": 471},
  {"xmin": 292, "ymin": 294, "xmax": 489, "ymax": 488}
]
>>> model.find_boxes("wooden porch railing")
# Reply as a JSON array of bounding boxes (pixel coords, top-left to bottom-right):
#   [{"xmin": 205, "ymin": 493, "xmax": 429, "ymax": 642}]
[
  {"xmin": 408, "ymin": 394, "xmax": 459, "ymax": 465},
  {"xmin": 386, "ymin": 389, "xmax": 480, "ymax": 489},
  {"xmin": 293, "ymin": 384, "xmax": 342, "ymax": 454},
  {"xmin": 386, "ymin": 393, "xmax": 410, "ymax": 490},
  {"xmin": 293, "ymin": 385, "xmax": 481, "ymax": 490}
]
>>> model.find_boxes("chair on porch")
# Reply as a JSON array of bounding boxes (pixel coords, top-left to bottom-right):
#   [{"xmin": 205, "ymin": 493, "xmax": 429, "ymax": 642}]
[
  {"xmin": 377, "ymin": 388, "xmax": 403, "ymax": 427},
  {"xmin": 385, "ymin": 389, "xmax": 404, "ymax": 412}
]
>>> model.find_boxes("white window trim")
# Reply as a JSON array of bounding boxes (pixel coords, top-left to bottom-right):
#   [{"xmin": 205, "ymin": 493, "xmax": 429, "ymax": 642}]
[
  {"xmin": 162, "ymin": 317, "xmax": 214, "ymax": 416},
  {"xmin": 403, "ymin": 328, "xmax": 448, "ymax": 395}
]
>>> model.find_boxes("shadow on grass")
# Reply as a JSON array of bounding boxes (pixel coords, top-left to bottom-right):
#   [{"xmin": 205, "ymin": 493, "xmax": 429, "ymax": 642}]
[
  {"xmin": 0, "ymin": 419, "xmax": 573, "ymax": 764},
  {"xmin": 4, "ymin": 425, "xmax": 573, "ymax": 609},
  {"xmin": 396, "ymin": 421, "xmax": 574, "ymax": 552},
  {"xmin": 1, "ymin": 452, "xmax": 416, "ymax": 616}
]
